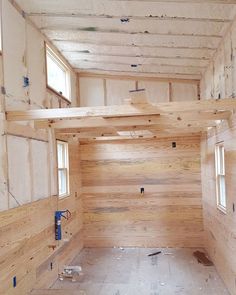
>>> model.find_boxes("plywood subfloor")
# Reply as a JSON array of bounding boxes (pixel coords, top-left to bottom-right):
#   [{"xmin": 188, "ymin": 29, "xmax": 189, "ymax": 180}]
[{"xmin": 34, "ymin": 248, "xmax": 229, "ymax": 295}]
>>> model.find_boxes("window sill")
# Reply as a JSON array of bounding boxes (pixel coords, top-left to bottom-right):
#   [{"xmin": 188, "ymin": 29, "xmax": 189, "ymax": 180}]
[
  {"xmin": 58, "ymin": 193, "xmax": 70, "ymax": 200},
  {"xmin": 217, "ymin": 205, "xmax": 226, "ymax": 215},
  {"xmin": 47, "ymin": 85, "xmax": 71, "ymax": 105}
]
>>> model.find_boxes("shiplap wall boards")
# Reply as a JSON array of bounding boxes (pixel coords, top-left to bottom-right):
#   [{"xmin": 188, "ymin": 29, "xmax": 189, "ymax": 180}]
[{"xmin": 1, "ymin": 0, "xmax": 236, "ymax": 295}]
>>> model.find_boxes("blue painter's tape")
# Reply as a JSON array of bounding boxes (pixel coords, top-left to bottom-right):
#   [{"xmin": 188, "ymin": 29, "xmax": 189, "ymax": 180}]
[{"xmin": 13, "ymin": 276, "xmax": 16, "ymax": 288}]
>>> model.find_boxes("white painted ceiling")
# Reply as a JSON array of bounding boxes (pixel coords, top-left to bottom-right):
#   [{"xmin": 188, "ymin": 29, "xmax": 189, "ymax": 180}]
[{"xmin": 15, "ymin": 0, "xmax": 236, "ymax": 79}]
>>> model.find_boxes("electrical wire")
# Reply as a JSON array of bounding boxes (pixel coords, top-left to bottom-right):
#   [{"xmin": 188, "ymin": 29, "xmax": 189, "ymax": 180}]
[{"xmin": 8, "ymin": 190, "xmax": 21, "ymax": 206}]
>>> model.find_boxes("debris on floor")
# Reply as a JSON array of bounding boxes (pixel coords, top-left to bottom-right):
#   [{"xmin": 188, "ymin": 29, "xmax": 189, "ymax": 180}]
[
  {"xmin": 193, "ymin": 251, "xmax": 213, "ymax": 266},
  {"xmin": 52, "ymin": 248, "xmax": 228, "ymax": 294},
  {"xmin": 59, "ymin": 265, "xmax": 83, "ymax": 282},
  {"xmin": 148, "ymin": 251, "xmax": 162, "ymax": 257}
]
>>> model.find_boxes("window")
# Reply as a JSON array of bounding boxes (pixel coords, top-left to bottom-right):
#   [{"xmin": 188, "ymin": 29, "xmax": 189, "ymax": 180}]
[
  {"xmin": 46, "ymin": 44, "xmax": 71, "ymax": 100},
  {"xmin": 57, "ymin": 141, "xmax": 70, "ymax": 198},
  {"xmin": 215, "ymin": 142, "xmax": 226, "ymax": 212}
]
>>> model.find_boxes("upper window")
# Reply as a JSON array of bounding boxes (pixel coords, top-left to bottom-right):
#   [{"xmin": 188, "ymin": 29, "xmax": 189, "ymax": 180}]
[
  {"xmin": 215, "ymin": 142, "xmax": 226, "ymax": 213},
  {"xmin": 46, "ymin": 44, "xmax": 71, "ymax": 101},
  {"xmin": 57, "ymin": 140, "xmax": 70, "ymax": 198}
]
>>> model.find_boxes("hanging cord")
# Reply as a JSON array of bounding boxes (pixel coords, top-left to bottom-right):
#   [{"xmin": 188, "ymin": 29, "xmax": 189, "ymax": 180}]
[
  {"xmin": 8, "ymin": 190, "xmax": 21, "ymax": 206},
  {"xmin": 62, "ymin": 209, "xmax": 72, "ymax": 220}
]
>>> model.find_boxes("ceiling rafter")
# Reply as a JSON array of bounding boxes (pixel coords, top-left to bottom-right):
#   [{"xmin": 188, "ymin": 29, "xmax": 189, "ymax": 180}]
[
  {"xmin": 65, "ymin": 53, "xmax": 211, "ymax": 61},
  {"xmin": 54, "ymin": 42, "xmax": 215, "ymax": 62},
  {"xmin": 31, "ymin": 15, "xmax": 229, "ymax": 38},
  {"xmin": 56, "ymin": 41, "xmax": 217, "ymax": 52},
  {"xmin": 42, "ymin": 27, "xmax": 223, "ymax": 39},
  {"xmin": 72, "ymin": 60, "xmax": 206, "ymax": 69},
  {"xmin": 14, "ymin": 0, "xmax": 236, "ymax": 78},
  {"xmin": 28, "ymin": 13, "xmax": 233, "ymax": 23},
  {"xmin": 66, "ymin": 53, "xmax": 209, "ymax": 68}
]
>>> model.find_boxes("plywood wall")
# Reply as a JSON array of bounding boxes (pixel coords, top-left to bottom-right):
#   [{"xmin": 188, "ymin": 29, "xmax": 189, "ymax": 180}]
[
  {"xmin": 0, "ymin": 2, "xmax": 83, "ymax": 294},
  {"xmin": 78, "ymin": 75, "xmax": 199, "ymax": 107},
  {"xmin": 81, "ymin": 136, "xmax": 203, "ymax": 248},
  {"xmin": 0, "ymin": 0, "xmax": 79, "ymax": 211},
  {"xmin": 79, "ymin": 77, "xmax": 105, "ymax": 107},
  {"xmin": 1, "ymin": 0, "xmax": 77, "ymax": 111}
]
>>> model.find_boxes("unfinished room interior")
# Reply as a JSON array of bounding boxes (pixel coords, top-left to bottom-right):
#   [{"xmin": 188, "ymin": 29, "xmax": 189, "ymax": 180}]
[{"xmin": 1, "ymin": 0, "xmax": 236, "ymax": 294}]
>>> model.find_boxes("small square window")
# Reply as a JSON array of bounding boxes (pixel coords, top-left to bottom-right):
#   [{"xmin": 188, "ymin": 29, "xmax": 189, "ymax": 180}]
[
  {"xmin": 46, "ymin": 44, "xmax": 71, "ymax": 100},
  {"xmin": 57, "ymin": 141, "xmax": 70, "ymax": 198},
  {"xmin": 215, "ymin": 142, "xmax": 226, "ymax": 213}
]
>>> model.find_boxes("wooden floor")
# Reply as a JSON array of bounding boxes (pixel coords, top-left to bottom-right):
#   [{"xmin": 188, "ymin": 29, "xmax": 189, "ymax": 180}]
[{"xmin": 32, "ymin": 248, "xmax": 229, "ymax": 295}]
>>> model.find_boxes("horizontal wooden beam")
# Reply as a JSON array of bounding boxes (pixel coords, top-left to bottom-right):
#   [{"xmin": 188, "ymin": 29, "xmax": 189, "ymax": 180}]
[
  {"xmin": 4, "ymin": 122, "xmax": 48, "ymax": 142},
  {"xmin": 77, "ymin": 69, "xmax": 201, "ymax": 80},
  {"xmin": 67, "ymin": 131, "xmax": 203, "ymax": 142},
  {"xmin": 6, "ymin": 99, "xmax": 236, "ymax": 122},
  {"xmin": 78, "ymin": 72, "xmax": 200, "ymax": 84},
  {"xmin": 56, "ymin": 125, "xmax": 211, "ymax": 137},
  {"xmin": 6, "ymin": 98, "xmax": 236, "ymax": 121},
  {"xmin": 34, "ymin": 111, "xmax": 230, "ymax": 130},
  {"xmin": 56, "ymin": 122, "xmax": 212, "ymax": 132}
]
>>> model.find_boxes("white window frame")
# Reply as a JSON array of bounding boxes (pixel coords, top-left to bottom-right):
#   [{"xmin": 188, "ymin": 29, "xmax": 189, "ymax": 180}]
[
  {"xmin": 46, "ymin": 44, "xmax": 71, "ymax": 101},
  {"xmin": 215, "ymin": 142, "xmax": 226, "ymax": 213},
  {"xmin": 0, "ymin": 0, "xmax": 2, "ymax": 53},
  {"xmin": 57, "ymin": 140, "xmax": 70, "ymax": 198}
]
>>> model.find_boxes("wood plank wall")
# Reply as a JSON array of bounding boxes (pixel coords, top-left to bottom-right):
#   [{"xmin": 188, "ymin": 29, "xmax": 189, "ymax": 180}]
[
  {"xmin": 200, "ymin": 16, "xmax": 236, "ymax": 295},
  {"xmin": 201, "ymin": 115, "xmax": 236, "ymax": 295},
  {"xmin": 0, "ymin": 141, "xmax": 83, "ymax": 295},
  {"xmin": 81, "ymin": 135, "xmax": 204, "ymax": 248}
]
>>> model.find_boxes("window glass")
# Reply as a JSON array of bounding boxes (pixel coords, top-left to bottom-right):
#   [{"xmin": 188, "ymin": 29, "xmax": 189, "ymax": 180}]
[
  {"xmin": 57, "ymin": 141, "xmax": 69, "ymax": 198},
  {"xmin": 215, "ymin": 142, "xmax": 226, "ymax": 212},
  {"xmin": 57, "ymin": 143, "xmax": 64, "ymax": 169},
  {"xmin": 58, "ymin": 169, "xmax": 67, "ymax": 196},
  {"xmin": 46, "ymin": 45, "xmax": 71, "ymax": 100}
]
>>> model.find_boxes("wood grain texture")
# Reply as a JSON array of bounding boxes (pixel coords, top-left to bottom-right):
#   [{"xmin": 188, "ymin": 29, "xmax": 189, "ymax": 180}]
[
  {"xmin": 200, "ymin": 16, "xmax": 236, "ymax": 294},
  {"xmin": 81, "ymin": 136, "xmax": 204, "ymax": 248},
  {"xmin": 0, "ymin": 141, "xmax": 83, "ymax": 295},
  {"xmin": 201, "ymin": 114, "xmax": 236, "ymax": 295}
]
